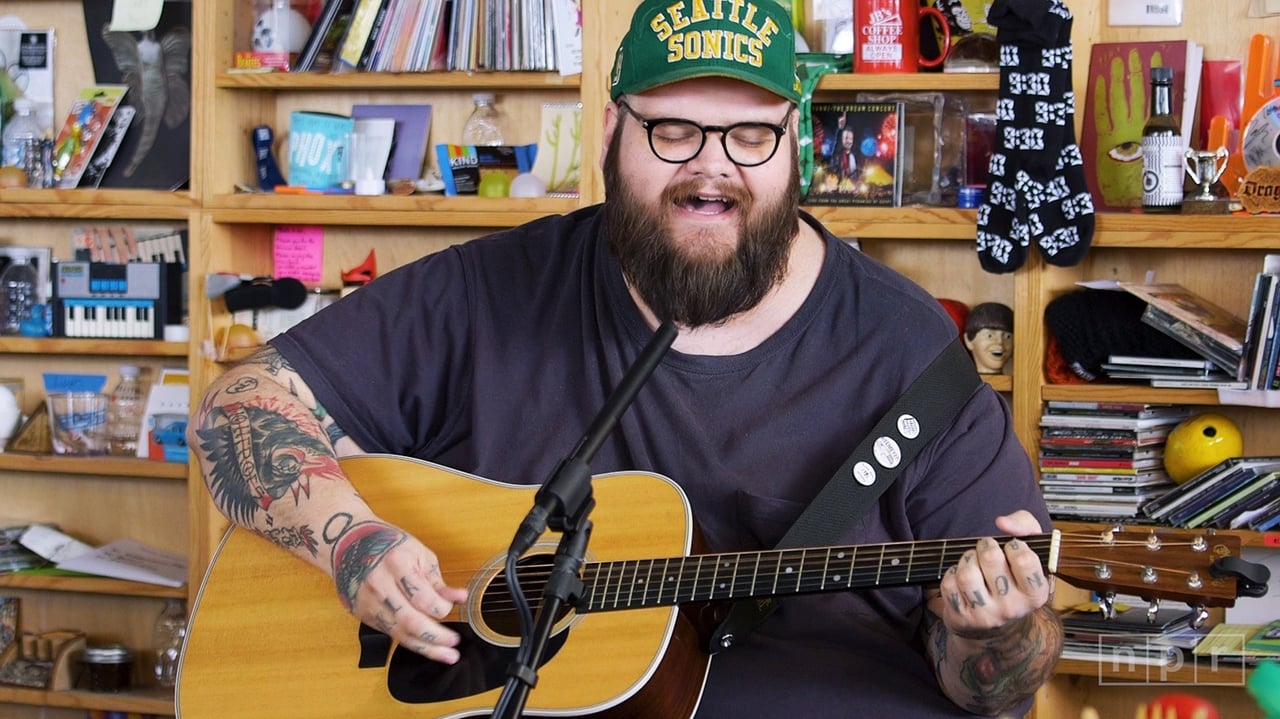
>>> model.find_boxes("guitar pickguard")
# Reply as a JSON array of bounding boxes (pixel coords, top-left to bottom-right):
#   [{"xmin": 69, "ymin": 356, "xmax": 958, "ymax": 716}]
[
  {"xmin": 386, "ymin": 622, "xmax": 569, "ymax": 703},
  {"xmin": 385, "ymin": 550, "xmax": 578, "ymax": 704}
]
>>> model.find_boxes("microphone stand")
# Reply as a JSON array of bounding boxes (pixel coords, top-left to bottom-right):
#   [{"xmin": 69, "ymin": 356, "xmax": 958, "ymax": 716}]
[{"xmin": 492, "ymin": 320, "xmax": 677, "ymax": 719}]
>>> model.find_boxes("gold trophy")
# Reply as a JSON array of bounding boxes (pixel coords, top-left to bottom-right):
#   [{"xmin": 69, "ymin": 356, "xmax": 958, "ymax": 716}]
[{"xmin": 1181, "ymin": 147, "xmax": 1230, "ymax": 214}]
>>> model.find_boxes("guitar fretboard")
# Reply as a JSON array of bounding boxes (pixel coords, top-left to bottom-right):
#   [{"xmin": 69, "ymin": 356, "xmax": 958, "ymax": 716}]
[{"xmin": 577, "ymin": 532, "xmax": 1060, "ymax": 613}]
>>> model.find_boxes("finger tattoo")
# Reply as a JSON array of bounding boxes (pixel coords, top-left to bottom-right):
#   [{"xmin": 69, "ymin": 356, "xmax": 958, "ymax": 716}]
[
  {"xmin": 400, "ymin": 576, "xmax": 420, "ymax": 598},
  {"xmin": 994, "ymin": 575, "xmax": 1010, "ymax": 595}
]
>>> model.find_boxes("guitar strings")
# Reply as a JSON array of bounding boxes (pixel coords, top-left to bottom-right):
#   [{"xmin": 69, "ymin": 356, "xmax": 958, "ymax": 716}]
[{"xmin": 439, "ymin": 530, "xmax": 1229, "ymax": 616}]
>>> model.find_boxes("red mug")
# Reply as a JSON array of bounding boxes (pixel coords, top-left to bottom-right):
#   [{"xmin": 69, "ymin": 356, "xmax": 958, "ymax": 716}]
[{"xmin": 854, "ymin": 0, "xmax": 951, "ymax": 73}]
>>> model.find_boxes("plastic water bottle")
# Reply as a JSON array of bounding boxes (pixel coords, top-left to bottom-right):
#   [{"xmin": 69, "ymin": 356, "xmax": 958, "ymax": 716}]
[
  {"xmin": 462, "ymin": 93, "xmax": 506, "ymax": 146},
  {"xmin": 0, "ymin": 258, "xmax": 37, "ymax": 335},
  {"xmin": 2, "ymin": 98, "xmax": 41, "ymax": 174},
  {"xmin": 105, "ymin": 364, "xmax": 146, "ymax": 456},
  {"xmin": 153, "ymin": 598, "xmax": 186, "ymax": 689}
]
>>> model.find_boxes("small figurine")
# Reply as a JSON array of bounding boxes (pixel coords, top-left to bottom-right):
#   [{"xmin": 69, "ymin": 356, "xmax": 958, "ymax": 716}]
[{"xmin": 963, "ymin": 302, "xmax": 1013, "ymax": 374}]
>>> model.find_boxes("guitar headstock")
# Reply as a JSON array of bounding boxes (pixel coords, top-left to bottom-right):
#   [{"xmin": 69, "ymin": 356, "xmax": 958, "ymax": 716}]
[{"xmin": 1051, "ymin": 527, "xmax": 1270, "ymax": 608}]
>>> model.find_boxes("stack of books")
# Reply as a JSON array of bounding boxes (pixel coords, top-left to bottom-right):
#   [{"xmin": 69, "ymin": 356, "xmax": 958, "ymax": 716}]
[
  {"xmin": 1192, "ymin": 621, "xmax": 1280, "ymax": 665},
  {"xmin": 1100, "ymin": 354, "xmax": 1245, "ymax": 390},
  {"xmin": 1117, "ymin": 282, "xmax": 1248, "ymax": 379},
  {"xmin": 1060, "ymin": 603, "xmax": 1206, "ymax": 667},
  {"xmin": 1139, "ymin": 456, "xmax": 1280, "ymax": 530},
  {"xmin": 1038, "ymin": 401, "xmax": 1190, "ymax": 520}
]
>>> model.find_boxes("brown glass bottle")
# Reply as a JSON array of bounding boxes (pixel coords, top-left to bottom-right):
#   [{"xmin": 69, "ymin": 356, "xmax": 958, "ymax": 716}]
[{"xmin": 1141, "ymin": 66, "xmax": 1183, "ymax": 213}]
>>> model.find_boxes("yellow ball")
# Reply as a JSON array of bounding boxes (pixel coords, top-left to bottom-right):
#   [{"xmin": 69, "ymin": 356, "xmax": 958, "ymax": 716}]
[
  {"xmin": 1163, "ymin": 413, "xmax": 1243, "ymax": 483},
  {"xmin": 477, "ymin": 171, "xmax": 511, "ymax": 198}
]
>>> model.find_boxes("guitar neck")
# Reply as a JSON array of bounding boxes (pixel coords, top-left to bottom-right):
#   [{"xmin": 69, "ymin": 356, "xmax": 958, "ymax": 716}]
[{"xmin": 577, "ymin": 531, "xmax": 1060, "ymax": 613}]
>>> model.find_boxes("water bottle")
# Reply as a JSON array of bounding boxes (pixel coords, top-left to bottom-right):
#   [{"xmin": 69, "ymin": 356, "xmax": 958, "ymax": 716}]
[
  {"xmin": 153, "ymin": 598, "xmax": 187, "ymax": 689},
  {"xmin": 0, "ymin": 258, "xmax": 37, "ymax": 335},
  {"xmin": 105, "ymin": 364, "xmax": 147, "ymax": 456},
  {"xmin": 461, "ymin": 93, "xmax": 506, "ymax": 146},
  {"xmin": 2, "ymin": 98, "xmax": 41, "ymax": 177}
]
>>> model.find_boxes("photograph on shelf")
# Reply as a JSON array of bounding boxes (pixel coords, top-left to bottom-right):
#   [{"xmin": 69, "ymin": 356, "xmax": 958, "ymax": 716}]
[
  {"xmin": 805, "ymin": 101, "xmax": 904, "ymax": 207},
  {"xmin": 81, "ymin": 0, "xmax": 193, "ymax": 190},
  {"xmin": 0, "ymin": 27, "xmax": 56, "ymax": 136},
  {"xmin": 1079, "ymin": 39, "xmax": 1202, "ymax": 212}
]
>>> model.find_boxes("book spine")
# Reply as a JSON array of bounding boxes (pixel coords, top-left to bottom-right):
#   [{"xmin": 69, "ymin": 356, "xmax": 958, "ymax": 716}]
[
  {"xmin": 1240, "ymin": 273, "xmax": 1272, "ymax": 382},
  {"xmin": 358, "ymin": 0, "xmax": 395, "ymax": 70},
  {"xmin": 295, "ymin": 0, "xmax": 347, "ymax": 71}
]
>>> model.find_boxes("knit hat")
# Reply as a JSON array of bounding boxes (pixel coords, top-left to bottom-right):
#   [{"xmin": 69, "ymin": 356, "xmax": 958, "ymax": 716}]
[
  {"xmin": 610, "ymin": 0, "xmax": 802, "ymax": 103},
  {"xmin": 1044, "ymin": 290, "xmax": 1198, "ymax": 381}
]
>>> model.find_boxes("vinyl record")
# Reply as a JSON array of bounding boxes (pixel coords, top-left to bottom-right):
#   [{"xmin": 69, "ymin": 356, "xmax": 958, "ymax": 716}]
[{"xmin": 1241, "ymin": 96, "xmax": 1280, "ymax": 172}]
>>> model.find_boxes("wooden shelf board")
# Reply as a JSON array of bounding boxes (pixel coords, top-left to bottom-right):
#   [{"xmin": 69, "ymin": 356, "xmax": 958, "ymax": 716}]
[
  {"xmin": 984, "ymin": 374, "xmax": 1013, "ymax": 392},
  {"xmin": 0, "ymin": 685, "xmax": 174, "ymax": 714},
  {"xmin": 816, "ymin": 73, "xmax": 1000, "ymax": 92},
  {"xmin": 0, "ymin": 453, "xmax": 187, "ymax": 479},
  {"xmin": 1092, "ymin": 212, "xmax": 1280, "ymax": 249},
  {"xmin": 0, "ymin": 337, "xmax": 186, "ymax": 357},
  {"xmin": 1041, "ymin": 383, "xmax": 1222, "ymax": 406},
  {"xmin": 0, "ymin": 190, "xmax": 192, "ymax": 220},
  {"xmin": 1053, "ymin": 657, "xmax": 1255, "ymax": 685},
  {"xmin": 216, "ymin": 70, "xmax": 580, "ymax": 90},
  {"xmin": 212, "ymin": 68, "xmax": 994, "ymax": 94},
  {"xmin": 0, "ymin": 573, "xmax": 186, "ymax": 598},
  {"xmin": 206, "ymin": 193, "xmax": 581, "ymax": 227},
  {"xmin": 803, "ymin": 205, "xmax": 979, "ymax": 240}
]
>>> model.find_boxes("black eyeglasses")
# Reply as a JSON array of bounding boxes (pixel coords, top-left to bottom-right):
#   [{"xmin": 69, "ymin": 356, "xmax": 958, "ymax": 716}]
[{"xmin": 616, "ymin": 100, "xmax": 790, "ymax": 168}]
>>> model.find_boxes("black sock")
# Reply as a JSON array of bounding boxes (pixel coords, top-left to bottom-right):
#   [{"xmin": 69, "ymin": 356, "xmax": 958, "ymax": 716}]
[
  {"xmin": 976, "ymin": 155, "xmax": 1030, "ymax": 273},
  {"xmin": 978, "ymin": 0, "xmax": 1094, "ymax": 271},
  {"xmin": 1024, "ymin": 3, "xmax": 1095, "ymax": 266}
]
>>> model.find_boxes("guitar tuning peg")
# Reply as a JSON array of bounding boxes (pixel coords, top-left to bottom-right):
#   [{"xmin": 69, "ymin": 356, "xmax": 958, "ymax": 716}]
[
  {"xmin": 1098, "ymin": 592, "xmax": 1116, "ymax": 620},
  {"xmin": 1146, "ymin": 598, "xmax": 1160, "ymax": 623},
  {"xmin": 1189, "ymin": 605, "xmax": 1209, "ymax": 628}
]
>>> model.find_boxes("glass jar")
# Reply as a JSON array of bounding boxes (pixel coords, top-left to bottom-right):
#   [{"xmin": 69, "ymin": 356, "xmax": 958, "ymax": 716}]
[{"xmin": 81, "ymin": 644, "xmax": 134, "ymax": 692}]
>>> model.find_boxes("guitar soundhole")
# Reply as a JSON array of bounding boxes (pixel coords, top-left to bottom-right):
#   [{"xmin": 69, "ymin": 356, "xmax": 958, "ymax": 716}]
[
  {"xmin": 384, "ymin": 554, "xmax": 573, "ymax": 704},
  {"xmin": 479, "ymin": 554, "xmax": 576, "ymax": 640}
]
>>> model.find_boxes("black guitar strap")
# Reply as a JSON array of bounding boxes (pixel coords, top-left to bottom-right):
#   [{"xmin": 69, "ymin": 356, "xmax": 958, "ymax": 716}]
[{"xmin": 708, "ymin": 339, "xmax": 983, "ymax": 653}]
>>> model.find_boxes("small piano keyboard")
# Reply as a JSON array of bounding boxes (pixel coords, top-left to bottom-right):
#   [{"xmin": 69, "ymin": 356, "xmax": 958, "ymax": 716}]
[{"xmin": 52, "ymin": 261, "xmax": 183, "ymax": 340}]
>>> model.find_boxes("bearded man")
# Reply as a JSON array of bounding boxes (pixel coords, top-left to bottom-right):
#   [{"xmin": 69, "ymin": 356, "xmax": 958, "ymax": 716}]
[{"xmin": 189, "ymin": 1, "xmax": 1062, "ymax": 716}]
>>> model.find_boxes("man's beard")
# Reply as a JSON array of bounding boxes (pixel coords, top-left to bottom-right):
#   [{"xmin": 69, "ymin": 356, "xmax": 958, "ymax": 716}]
[{"xmin": 603, "ymin": 134, "xmax": 802, "ymax": 328}]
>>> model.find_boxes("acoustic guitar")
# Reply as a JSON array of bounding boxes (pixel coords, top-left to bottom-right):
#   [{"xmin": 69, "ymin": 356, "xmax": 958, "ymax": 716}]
[{"xmin": 177, "ymin": 454, "xmax": 1268, "ymax": 719}]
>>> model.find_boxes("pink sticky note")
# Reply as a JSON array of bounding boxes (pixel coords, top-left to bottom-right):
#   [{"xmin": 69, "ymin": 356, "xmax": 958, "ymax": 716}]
[{"xmin": 273, "ymin": 225, "xmax": 324, "ymax": 284}]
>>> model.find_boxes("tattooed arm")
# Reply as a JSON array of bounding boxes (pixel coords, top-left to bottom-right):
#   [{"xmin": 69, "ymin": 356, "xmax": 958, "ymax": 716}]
[
  {"xmin": 922, "ymin": 510, "xmax": 1064, "ymax": 716},
  {"xmin": 187, "ymin": 345, "xmax": 468, "ymax": 664}
]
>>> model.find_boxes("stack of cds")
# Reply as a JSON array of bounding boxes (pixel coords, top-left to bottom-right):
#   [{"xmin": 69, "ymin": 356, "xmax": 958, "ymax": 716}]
[{"xmin": 1038, "ymin": 401, "xmax": 1190, "ymax": 520}]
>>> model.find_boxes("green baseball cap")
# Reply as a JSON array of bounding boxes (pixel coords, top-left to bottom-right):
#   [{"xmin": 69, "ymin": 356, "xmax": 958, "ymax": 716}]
[{"xmin": 610, "ymin": 0, "xmax": 801, "ymax": 103}]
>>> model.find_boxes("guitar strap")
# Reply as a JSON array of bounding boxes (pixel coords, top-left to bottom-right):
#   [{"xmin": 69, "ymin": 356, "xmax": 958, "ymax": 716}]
[{"xmin": 708, "ymin": 338, "xmax": 983, "ymax": 653}]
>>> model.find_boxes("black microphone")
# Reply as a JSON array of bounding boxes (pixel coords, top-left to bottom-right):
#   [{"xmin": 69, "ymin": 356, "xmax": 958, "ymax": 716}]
[{"xmin": 223, "ymin": 277, "xmax": 309, "ymax": 312}]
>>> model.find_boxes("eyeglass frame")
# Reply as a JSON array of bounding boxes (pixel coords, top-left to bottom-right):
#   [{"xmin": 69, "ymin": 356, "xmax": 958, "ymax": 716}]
[{"xmin": 615, "ymin": 99, "xmax": 793, "ymax": 168}]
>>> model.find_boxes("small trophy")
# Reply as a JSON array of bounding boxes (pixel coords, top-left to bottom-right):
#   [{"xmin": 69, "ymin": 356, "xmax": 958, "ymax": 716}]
[{"xmin": 1182, "ymin": 147, "xmax": 1230, "ymax": 214}]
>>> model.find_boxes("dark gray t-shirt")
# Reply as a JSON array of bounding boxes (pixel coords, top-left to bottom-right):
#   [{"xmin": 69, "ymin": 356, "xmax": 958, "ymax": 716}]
[{"xmin": 272, "ymin": 206, "xmax": 1047, "ymax": 718}]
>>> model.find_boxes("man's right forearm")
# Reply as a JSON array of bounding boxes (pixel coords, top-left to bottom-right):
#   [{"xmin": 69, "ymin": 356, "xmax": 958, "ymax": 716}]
[{"xmin": 187, "ymin": 346, "xmax": 372, "ymax": 572}]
